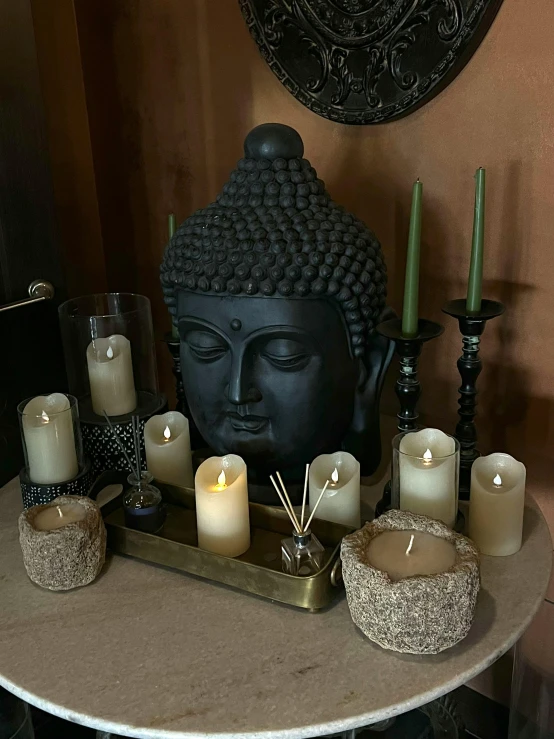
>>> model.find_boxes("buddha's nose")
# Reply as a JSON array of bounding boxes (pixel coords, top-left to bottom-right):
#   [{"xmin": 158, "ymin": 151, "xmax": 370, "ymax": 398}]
[{"xmin": 227, "ymin": 354, "xmax": 262, "ymax": 406}]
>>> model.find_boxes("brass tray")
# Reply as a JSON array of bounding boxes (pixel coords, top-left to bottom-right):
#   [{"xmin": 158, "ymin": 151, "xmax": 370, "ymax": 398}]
[{"xmin": 100, "ymin": 482, "xmax": 353, "ymax": 611}]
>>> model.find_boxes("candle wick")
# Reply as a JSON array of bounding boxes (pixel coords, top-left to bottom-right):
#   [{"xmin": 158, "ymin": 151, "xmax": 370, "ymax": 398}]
[
  {"xmin": 405, "ymin": 534, "xmax": 415, "ymax": 556},
  {"xmin": 57, "ymin": 506, "xmax": 63, "ymax": 518}
]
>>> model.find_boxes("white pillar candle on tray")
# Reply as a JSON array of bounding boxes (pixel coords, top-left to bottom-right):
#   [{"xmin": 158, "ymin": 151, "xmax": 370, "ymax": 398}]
[
  {"xmin": 366, "ymin": 529, "xmax": 457, "ymax": 581},
  {"xmin": 309, "ymin": 452, "xmax": 360, "ymax": 528},
  {"xmin": 395, "ymin": 428, "xmax": 458, "ymax": 528},
  {"xmin": 144, "ymin": 411, "xmax": 193, "ymax": 488},
  {"xmin": 86, "ymin": 334, "xmax": 136, "ymax": 416},
  {"xmin": 469, "ymin": 452, "xmax": 526, "ymax": 556},
  {"xmin": 195, "ymin": 454, "xmax": 250, "ymax": 557},
  {"xmin": 21, "ymin": 394, "xmax": 79, "ymax": 484}
]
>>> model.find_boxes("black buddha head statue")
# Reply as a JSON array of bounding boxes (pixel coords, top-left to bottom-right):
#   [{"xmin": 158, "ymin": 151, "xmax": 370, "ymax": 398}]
[{"xmin": 161, "ymin": 124, "xmax": 393, "ymax": 491}]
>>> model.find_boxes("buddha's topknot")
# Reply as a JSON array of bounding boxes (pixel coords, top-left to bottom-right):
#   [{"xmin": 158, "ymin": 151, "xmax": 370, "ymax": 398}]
[{"xmin": 160, "ymin": 124, "xmax": 387, "ymax": 357}]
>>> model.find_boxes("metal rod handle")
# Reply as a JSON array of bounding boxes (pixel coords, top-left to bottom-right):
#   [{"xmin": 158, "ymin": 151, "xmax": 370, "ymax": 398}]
[{"xmin": 0, "ymin": 279, "xmax": 54, "ymax": 312}]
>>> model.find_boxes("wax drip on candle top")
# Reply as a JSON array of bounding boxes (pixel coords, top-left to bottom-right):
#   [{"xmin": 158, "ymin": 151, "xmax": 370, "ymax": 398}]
[
  {"xmin": 41, "ymin": 410, "xmax": 49, "ymax": 423},
  {"xmin": 331, "ymin": 467, "xmax": 339, "ymax": 485},
  {"xmin": 493, "ymin": 473, "xmax": 502, "ymax": 487},
  {"xmin": 106, "ymin": 345, "xmax": 114, "ymax": 360},
  {"xmin": 163, "ymin": 425, "xmax": 171, "ymax": 442},
  {"xmin": 405, "ymin": 533, "xmax": 415, "ymax": 555}
]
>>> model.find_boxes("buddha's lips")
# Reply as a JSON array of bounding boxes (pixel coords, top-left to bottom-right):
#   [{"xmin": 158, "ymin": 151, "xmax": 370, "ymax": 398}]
[{"xmin": 227, "ymin": 412, "xmax": 268, "ymax": 432}]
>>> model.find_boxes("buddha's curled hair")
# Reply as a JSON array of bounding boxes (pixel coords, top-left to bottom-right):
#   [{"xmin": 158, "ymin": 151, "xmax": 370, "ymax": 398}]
[{"xmin": 160, "ymin": 142, "xmax": 387, "ymax": 357}]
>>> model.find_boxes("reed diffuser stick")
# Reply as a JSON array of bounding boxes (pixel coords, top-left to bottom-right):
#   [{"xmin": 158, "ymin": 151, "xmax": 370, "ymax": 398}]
[
  {"xmin": 276, "ymin": 471, "xmax": 301, "ymax": 532},
  {"xmin": 300, "ymin": 464, "xmax": 309, "ymax": 530},
  {"xmin": 132, "ymin": 416, "xmax": 142, "ymax": 481},
  {"xmin": 304, "ymin": 480, "xmax": 330, "ymax": 531},
  {"xmin": 102, "ymin": 410, "xmax": 136, "ymax": 473},
  {"xmin": 270, "ymin": 475, "xmax": 301, "ymax": 533}
]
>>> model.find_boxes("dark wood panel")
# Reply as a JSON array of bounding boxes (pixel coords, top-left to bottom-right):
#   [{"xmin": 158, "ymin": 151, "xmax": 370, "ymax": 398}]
[
  {"xmin": 30, "ymin": 0, "xmax": 107, "ymax": 297},
  {"xmin": 0, "ymin": 0, "xmax": 63, "ymax": 303},
  {"xmin": 0, "ymin": 0, "xmax": 68, "ymax": 485}
]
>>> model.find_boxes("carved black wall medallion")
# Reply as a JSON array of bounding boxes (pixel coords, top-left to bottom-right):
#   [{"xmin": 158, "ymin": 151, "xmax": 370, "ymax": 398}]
[{"xmin": 239, "ymin": 0, "xmax": 503, "ymax": 124}]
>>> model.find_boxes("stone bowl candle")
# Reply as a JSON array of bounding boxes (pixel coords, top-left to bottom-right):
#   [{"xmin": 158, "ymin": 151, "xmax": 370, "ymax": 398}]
[
  {"xmin": 341, "ymin": 509, "xmax": 480, "ymax": 654},
  {"xmin": 19, "ymin": 495, "xmax": 106, "ymax": 591}
]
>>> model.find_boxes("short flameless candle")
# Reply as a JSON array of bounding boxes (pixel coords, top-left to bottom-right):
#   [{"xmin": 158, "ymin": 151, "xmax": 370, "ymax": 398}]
[
  {"xmin": 86, "ymin": 334, "xmax": 136, "ymax": 416},
  {"xmin": 366, "ymin": 529, "xmax": 457, "ymax": 581},
  {"xmin": 21, "ymin": 394, "xmax": 79, "ymax": 484},
  {"xmin": 469, "ymin": 453, "xmax": 526, "ymax": 556},
  {"xmin": 144, "ymin": 411, "xmax": 193, "ymax": 488},
  {"xmin": 195, "ymin": 455, "xmax": 250, "ymax": 557},
  {"xmin": 309, "ymin": 452, "xmax": 360, "ymax": 528},
  {"xmin": 396, "ymin": 428, "xmax": 458, "ymax": 528}
]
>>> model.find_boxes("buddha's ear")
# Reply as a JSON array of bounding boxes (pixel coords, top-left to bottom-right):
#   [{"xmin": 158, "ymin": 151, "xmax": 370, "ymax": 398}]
[{"xmin": 343, "ymin": 308, "xmax": 395, "ymax": 475}]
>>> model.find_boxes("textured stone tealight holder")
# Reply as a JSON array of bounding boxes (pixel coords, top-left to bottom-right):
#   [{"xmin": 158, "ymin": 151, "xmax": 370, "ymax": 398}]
[
  {"xmin": 341, "ymin": 510, "xmax": 480, "ymax": 654},
  {"xmin": 19, "ymin": 496, "xmax": 106, "ymax": 591}
]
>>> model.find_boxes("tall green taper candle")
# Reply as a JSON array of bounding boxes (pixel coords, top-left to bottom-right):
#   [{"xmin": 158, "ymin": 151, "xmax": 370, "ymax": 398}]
[
  {"xmin": 466, "ymin": 168, "xmax": 485, "ymax": 313},
  {"xmin": 401, "ymin": 179, "xmax": 423, "ymax": 337},
  {"xmin": 168, "ymin": 214, "xmax": 179, "ymax": 339},
  {"xmin": 168, "ymin": 213, "xmax": 176, "ymax": 240}
]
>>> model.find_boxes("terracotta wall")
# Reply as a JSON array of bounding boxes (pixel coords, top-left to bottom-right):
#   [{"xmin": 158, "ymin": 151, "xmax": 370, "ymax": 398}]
[{"xmin": 64, "ymin": 0, "xmax": 554, "ymax": 468}]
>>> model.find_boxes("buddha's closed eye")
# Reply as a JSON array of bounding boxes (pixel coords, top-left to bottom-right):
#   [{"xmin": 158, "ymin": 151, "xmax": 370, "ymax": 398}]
[
  {"xmin": 260, "ymin": 338, "xmax": 310, "ymax": 371},
  {"xmin": 184, "ymin": 330, "xmax": 228, "ymax": 362}
]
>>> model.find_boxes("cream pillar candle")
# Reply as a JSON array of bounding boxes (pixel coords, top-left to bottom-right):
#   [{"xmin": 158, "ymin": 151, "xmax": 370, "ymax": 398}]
[
  {"xmin": 366, "ymin": 529, "xmax": 457, "ymax": 581},
  {"xmin": 308, "ymin": 452, "xmax": 360, "ymax": 528},
  {"xmin": 86, "ymin": 335, "xmax": 136, "ymax": 416},
  {"xmin": 144, "ymin": 411, "xmax": 193, "ymax": 488},
  {"xmin": 195, "ymin": 455, "xmax": 250, "ymax": 557},
  {"xmin": 469, "ymin": 453, "xmax": 526, "ymax": 556},
  {"xmin": 21, "ymin": 394, "xmax": 79, "ymax": 484},
  {"xmin": 397, "ymin": 429, "xmax": 458, "ymax": 528}
]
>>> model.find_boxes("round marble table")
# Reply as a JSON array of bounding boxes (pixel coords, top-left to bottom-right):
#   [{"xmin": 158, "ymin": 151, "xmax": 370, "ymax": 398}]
[{"xmin": 0, "ymin": 477, "xmax": 551, "ymax": 739}]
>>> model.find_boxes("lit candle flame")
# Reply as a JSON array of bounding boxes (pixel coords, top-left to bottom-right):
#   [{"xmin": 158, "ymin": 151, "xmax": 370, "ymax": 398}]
[
  {"xmin": 41, "ymin": 410, "xmax": 49, "ymax": 422},
  {"xmin": 106, "ymin": 345, "xmax": 114, "ymax": 360},
  {"xmin": 423, "ymin": 448, "xmax": 433, "ymax": 462},
  {"xmin": 56, "ymin": 506, "xmax": 63, "ymax": 518},
  {"xmin": 493, "ymin": 473, "xmax": 502, "ymax": 487},
  {"xmin": 163, "ymin": 425, "xmax": 171, "ymax": 442},
  {"xmin": 215, "ymin": 469, "xmax": 226, "ymax": 489},
  {"xmin": 331, "ymin": 467, "xmax": 339, "ymax": 484},
  {"xmin": 405, "ymin": 533, "xmax": 415, "ymax": 555}
]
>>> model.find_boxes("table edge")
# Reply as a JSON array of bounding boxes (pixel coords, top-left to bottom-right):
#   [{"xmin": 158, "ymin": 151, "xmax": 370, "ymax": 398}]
[{"xmin": 0, "ymin": 571, "xmax": 548, "ymax": 739}]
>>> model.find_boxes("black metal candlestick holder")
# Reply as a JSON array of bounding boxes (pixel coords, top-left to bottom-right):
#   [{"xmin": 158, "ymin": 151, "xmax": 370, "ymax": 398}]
[
  {"xmin": 375, "ymin": 317, "xmax": 444, "ymax": 516},
  {"xmin": 442, "ymin": 298, "xmax": 505, "ymax": 500},
  {"xmin": 376, "ymin": 317, "xmax": 445, "ymax": 432}
]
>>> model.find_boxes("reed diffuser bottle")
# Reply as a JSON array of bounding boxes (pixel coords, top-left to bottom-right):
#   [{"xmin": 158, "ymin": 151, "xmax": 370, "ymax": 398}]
[
  {"xmin": 270, "ymin": 466, "xmax": 329, "ymax": 578},
  {"xmin": 282, "ymin": 529, "xmax": 325, "ymax": 577}
]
